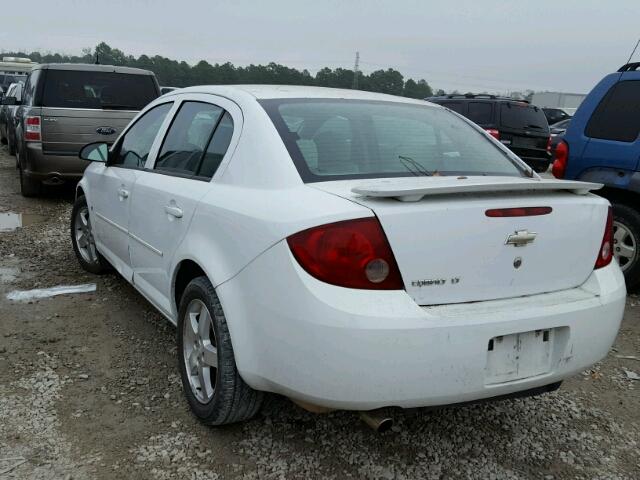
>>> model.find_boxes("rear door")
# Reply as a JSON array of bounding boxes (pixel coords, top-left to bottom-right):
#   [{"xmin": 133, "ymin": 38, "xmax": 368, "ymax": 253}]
[
  {"xmin": 39, "ymin": 69, "xmax": 159, "ymax": 156},
  {"xmin": 578, "ymin": 78, "xmax": 640, "ymax": 173},
  {"xmin": 88, "ymin": 102, "xmax": 174, "ymax": 280},
  {"xmin": 128, "ymin": 95, "xmax": 239, "ymax": 315}
]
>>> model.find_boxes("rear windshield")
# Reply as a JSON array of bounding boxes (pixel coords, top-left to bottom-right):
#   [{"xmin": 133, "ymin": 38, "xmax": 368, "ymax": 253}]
[
  {"xmin": 500, "ymin": 103, "xmax": 548, "ymax": 131},
  {"xmin": 261, "ymin": 99, "xmax": 526, "ymax": 182},
  {"xmin": 41, "ymin": 70, "xmax": 158, "ymax": 110}
]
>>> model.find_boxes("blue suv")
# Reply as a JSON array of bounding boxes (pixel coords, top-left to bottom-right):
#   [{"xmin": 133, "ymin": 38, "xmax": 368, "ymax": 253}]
[{"xmin": 553, "ymin": 62, "xmax": 640, "ymax": 288}]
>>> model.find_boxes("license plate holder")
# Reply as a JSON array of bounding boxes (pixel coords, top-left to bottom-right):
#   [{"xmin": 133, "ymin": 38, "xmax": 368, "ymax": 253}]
[{"xmin": 485, "ymin": 329, "xmax": 553, "ymax": 384}]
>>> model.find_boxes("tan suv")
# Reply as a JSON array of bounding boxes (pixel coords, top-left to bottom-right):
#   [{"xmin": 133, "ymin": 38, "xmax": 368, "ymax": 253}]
[{"xmin": 13, "ymin": 63, "xmax": 160, "ymax": 196}]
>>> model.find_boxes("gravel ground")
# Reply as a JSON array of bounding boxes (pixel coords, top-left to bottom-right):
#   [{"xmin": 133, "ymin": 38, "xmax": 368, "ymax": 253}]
[{"xmin": 0, "ymin": 146, "xmax": 638, "ymax": 479}]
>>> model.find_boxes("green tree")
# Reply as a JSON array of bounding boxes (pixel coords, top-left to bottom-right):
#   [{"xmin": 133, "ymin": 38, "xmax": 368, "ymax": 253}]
[
  {"xmin": 403, "ymin": 78, "xmax": 433, "ymax": 99},
  {"xmin": 1, "ymin": 42, "xmax": 442, "ymax": 98}
]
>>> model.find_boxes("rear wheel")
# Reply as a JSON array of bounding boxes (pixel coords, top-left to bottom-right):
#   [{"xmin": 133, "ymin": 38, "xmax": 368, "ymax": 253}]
[
  {"xmin": 612, "ymin": 202, "xmax": 640, "ymax": 291},
  {"xmin": 178, "ymin": 276, "xmax": 263, "ymax": 425},
  {"xmin": 7, "ymin": 132, "xmax": 15, "ymax": 156},
  {"xmin": 18, "ymin": 162, "xmax": 41, "ymax": 197}
]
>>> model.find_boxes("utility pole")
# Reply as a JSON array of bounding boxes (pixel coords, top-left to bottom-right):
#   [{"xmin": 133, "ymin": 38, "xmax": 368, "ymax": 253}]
[{"xmin": 352, "ymin": 51, "xmax": 360, "ymax": 90}]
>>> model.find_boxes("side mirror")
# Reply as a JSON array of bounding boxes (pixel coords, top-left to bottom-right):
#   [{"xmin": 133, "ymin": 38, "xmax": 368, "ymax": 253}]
[
  {"xmin": 2, "ymin": 97, "xmax": 18, "ymax": 106},
  {"xmin": 79, "ymin": 142, "xmax": 109, "ymax": 162}
]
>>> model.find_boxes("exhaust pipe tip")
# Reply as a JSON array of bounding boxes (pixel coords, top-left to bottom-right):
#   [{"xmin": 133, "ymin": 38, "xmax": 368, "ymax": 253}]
[{"xmin": 359, "ymin": 411, "xmax": 394, "ymax": 433}]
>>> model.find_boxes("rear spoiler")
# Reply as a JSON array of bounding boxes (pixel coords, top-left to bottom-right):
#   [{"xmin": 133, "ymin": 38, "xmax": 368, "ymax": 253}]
[{"xmin": 351, "ymin": 177, "xmax": 602, "ymax": 202}]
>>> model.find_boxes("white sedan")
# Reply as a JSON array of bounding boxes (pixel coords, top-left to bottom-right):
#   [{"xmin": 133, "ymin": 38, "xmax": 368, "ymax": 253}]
[{"xmin": 72, "ymin": 85, "xmax": 626, "ymax": 425}]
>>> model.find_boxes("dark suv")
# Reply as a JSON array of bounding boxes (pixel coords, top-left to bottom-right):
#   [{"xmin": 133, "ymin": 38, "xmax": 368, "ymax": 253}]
[
  {"xmin": 552, "ymin": 62, "xmax": 640, "ymax": 289},
  {"xmin": 12, "ymin": 63, "xmax": 160, "ymax": 196},
  {"xmin": 427, "ymin": 94, "xmax": 552, "ymax": 172}
]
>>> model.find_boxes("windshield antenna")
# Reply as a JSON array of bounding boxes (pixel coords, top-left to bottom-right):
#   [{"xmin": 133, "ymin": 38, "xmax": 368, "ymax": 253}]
[{"xmin": 625, "ymin": 37, "xmax": 640, "ymax": 65}]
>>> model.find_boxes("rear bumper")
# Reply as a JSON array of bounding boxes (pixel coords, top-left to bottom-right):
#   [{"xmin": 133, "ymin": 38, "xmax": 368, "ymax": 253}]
[
  {"xmin": 218, "ymin": 240, "xmax": 626, "ymax": 410},
  {"xmin": 22, "ymin": 142, "xmax": 89, "ymax": 182}
]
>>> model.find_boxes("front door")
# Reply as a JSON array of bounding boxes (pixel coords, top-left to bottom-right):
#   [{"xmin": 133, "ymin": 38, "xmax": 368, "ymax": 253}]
[{"xmin": 89, "ymin": 102, "xmax": 174, "ymax": 280}]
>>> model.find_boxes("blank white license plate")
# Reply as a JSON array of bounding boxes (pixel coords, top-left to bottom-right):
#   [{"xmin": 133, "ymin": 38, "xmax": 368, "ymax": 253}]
[{"xmin": 485, "ymin": 329, "xmax": 554, "ymax": 385}]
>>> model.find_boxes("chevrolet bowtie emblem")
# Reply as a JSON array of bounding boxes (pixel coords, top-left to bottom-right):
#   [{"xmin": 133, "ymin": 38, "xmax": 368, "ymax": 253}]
[{"xmin": 505, "ymin": 230, "xmax": 537, "ymax": 247}]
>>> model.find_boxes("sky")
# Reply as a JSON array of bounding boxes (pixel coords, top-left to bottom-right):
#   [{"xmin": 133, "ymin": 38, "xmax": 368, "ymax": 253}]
[{"xmin": 1, "ymin": 0, "xmax": 638, "ymax": 94}]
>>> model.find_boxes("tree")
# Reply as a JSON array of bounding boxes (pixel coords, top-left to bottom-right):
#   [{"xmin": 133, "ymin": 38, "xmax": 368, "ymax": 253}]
[
  {"xmin": 403, "ymin": 78, "xmax": 433, "ymax": 99},
  {"xmin": 362, "ymin": 69, "xmax": 404, "ymax": 95},
  {"xmin": 1, "ymin": 42, "xmax": 440, "ymax": 99}
]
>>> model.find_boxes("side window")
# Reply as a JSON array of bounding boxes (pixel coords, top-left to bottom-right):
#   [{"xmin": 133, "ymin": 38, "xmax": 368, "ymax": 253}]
[
  {"xmin": 585, "ymin": 81, "xmax": 640, "ymax": 142},
  {"xmin": 442, "ymin": 102, "xmax": 465, "ymax": 114},
  {"xmin": 25, "ymin": 70, "xmax": 42, "ymax": 106},
  {"xmin": 21, "ymin": 74, "xmax": 32, "ymax": 105},
  {"xmin": 154, "ymin": 101, "xmax": 223, "ymax": 176},
  {"xmin": 112, "ymin": 103, "xmax": 172, "ymax": 168},
  {"xmin": 467, "ymin": 102, "xmax": 493, "ymax": 125},
  {"xmin": 198, "ymin": 112, "xmax": 234, "ymax": 179}
]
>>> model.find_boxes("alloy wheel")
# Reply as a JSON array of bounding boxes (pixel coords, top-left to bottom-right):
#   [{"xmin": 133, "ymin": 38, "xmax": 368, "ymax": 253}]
[
  {"xmin": 613, "ymin": 220, "xmax": 637, "ymax": 272},
  {"xmin": 182, "ymin": 299, "xmax": 218, "ymax": 403},
  {"xmin": 74, "ymin": 205, "xmax": 98, "ymax": 265}
]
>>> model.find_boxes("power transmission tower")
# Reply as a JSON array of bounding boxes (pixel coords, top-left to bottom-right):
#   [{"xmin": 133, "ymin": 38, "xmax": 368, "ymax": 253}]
[{"xmin": 352, "ymin": 51, "xmax": 360, "ymax": 90}]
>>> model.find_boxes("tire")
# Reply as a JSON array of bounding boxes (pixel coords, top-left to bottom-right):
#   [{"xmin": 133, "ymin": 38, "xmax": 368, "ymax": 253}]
[
  {"xmin": 19, "ymin": 162, "xmax": 41, "ymax": 197},
  {"xmin": 177, "ymin": 276, "xmax": 263, "ymax": 425},
  {"xmin": 70, "ymin": 195, "xmax": 110, "ymax": 274},
  {"xmin": 612, "ymin": 202, "xmax": 640, "ymax": 291},
  {"xmin": 7, "ymin": 132, "xmax": 15, "ymax": 156}
]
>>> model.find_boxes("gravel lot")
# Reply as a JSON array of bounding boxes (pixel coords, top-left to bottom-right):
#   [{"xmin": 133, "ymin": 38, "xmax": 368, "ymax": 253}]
[{"xmin": 0, "ymin": 146, "xmax": 638, "ymax": 479}]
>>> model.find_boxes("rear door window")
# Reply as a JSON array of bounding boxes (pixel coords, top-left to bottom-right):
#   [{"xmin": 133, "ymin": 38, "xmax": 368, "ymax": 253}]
[
  {"xmin": 41, "ymin": 70, "xmax": 158, "ymax": 110},
  {"xmin": 198, "ymin": 111, "xmax": 234, "ymax": 179},
  {"xmin": 585, "ymin": 80, "xmax": 640, "ymax": 142},
  {"xmin": 441, "ymin": 102, "xmax": 465, "ymax": 114},
  {"xmin": 499, "ymin": 103, "xmax": 548, "ymax": 131},
  {"xmin": 154, "ymin": 101, "xmax": 223, "ymax": 176},
  {"xmin": 467, "ymin": 102, "xmax": 493, "ymax": 125}
]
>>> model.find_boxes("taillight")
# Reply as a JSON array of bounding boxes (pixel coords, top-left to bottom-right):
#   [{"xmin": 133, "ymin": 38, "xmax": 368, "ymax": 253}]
[
  {"xmin": 595, "ymin": 207, "xmax": 613, "ymax": 269},
  {"xmin": 546, "ymin": 137, "xmax": 552, "ymax": 153},
  {"xmin": 551, "ymin": 140, "xmax": 568, "ymax": 178},
  {"xmin": 485, "ymin": 128, "xmax": 500, "ymax": 140},
  {"xmin": 287, "ymin": 217, "xmax": 404, "ymax": 290},
  {"xmin": 25, "ymin": 116, "xmax": 41, "ymax": 142}
]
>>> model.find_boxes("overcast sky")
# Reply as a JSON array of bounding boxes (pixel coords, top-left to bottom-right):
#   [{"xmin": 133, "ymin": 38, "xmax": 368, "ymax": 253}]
[{"xmin": 1, "ymin": 0, "xmax": 638, "ymax": 94}]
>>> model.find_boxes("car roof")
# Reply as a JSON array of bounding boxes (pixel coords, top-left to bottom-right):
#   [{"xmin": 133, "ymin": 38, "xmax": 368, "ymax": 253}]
[
  {"xmin": 169, "ymin": 84, "xmax": 435, "ymax": 105},
  {"xmin": 33, "ymin": 63, "xmax": 155, "ymax": 76},
  {"xmin": 429, "ymin": 96, "xmax": 529, "ymax": 104}
]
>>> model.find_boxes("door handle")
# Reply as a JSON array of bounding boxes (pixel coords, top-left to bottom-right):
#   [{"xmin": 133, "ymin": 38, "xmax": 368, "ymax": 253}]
[
  {"xmin": 164, "ymin": 205, "xmax": 183, "ymax": 218},
  {"xmin": 117, "ymin": 188, "xmax": 129, "ymax": 199}
]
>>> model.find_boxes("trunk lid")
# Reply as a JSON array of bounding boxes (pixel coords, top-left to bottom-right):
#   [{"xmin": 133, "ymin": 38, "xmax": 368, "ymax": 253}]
[
  {"xmin": 312, "ymin": 176, "xmax": 607, "ymax": 305},
  {"xmin": 40, "ymin": 107, "xmax": 137, "ymax": 156}
]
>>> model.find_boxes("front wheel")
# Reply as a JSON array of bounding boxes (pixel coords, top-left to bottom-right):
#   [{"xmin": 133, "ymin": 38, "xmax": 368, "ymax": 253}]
[
  {"xmin": 177, "ymin": 276, "xmax": 264, "ymax": 425},
  {"xmin": 612, "ymin": 202, "xmax": 640, "ymax": 291},
  {"xmin": 71, "ymin": 195, "xmax": 110, "ymax": 274}
]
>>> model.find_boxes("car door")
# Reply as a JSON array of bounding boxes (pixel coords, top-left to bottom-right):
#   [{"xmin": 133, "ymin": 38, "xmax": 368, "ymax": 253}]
[
  {"xmin": 128, "ymin": 95, "xmax": 238, "ymax": 316},
  {"xmin": 88, "ymin": 101, "xmax": 174, "ymax": 280},
  {"xmin": 579, "ymin": 78, "xmax": 640, "ymax": 174}
]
